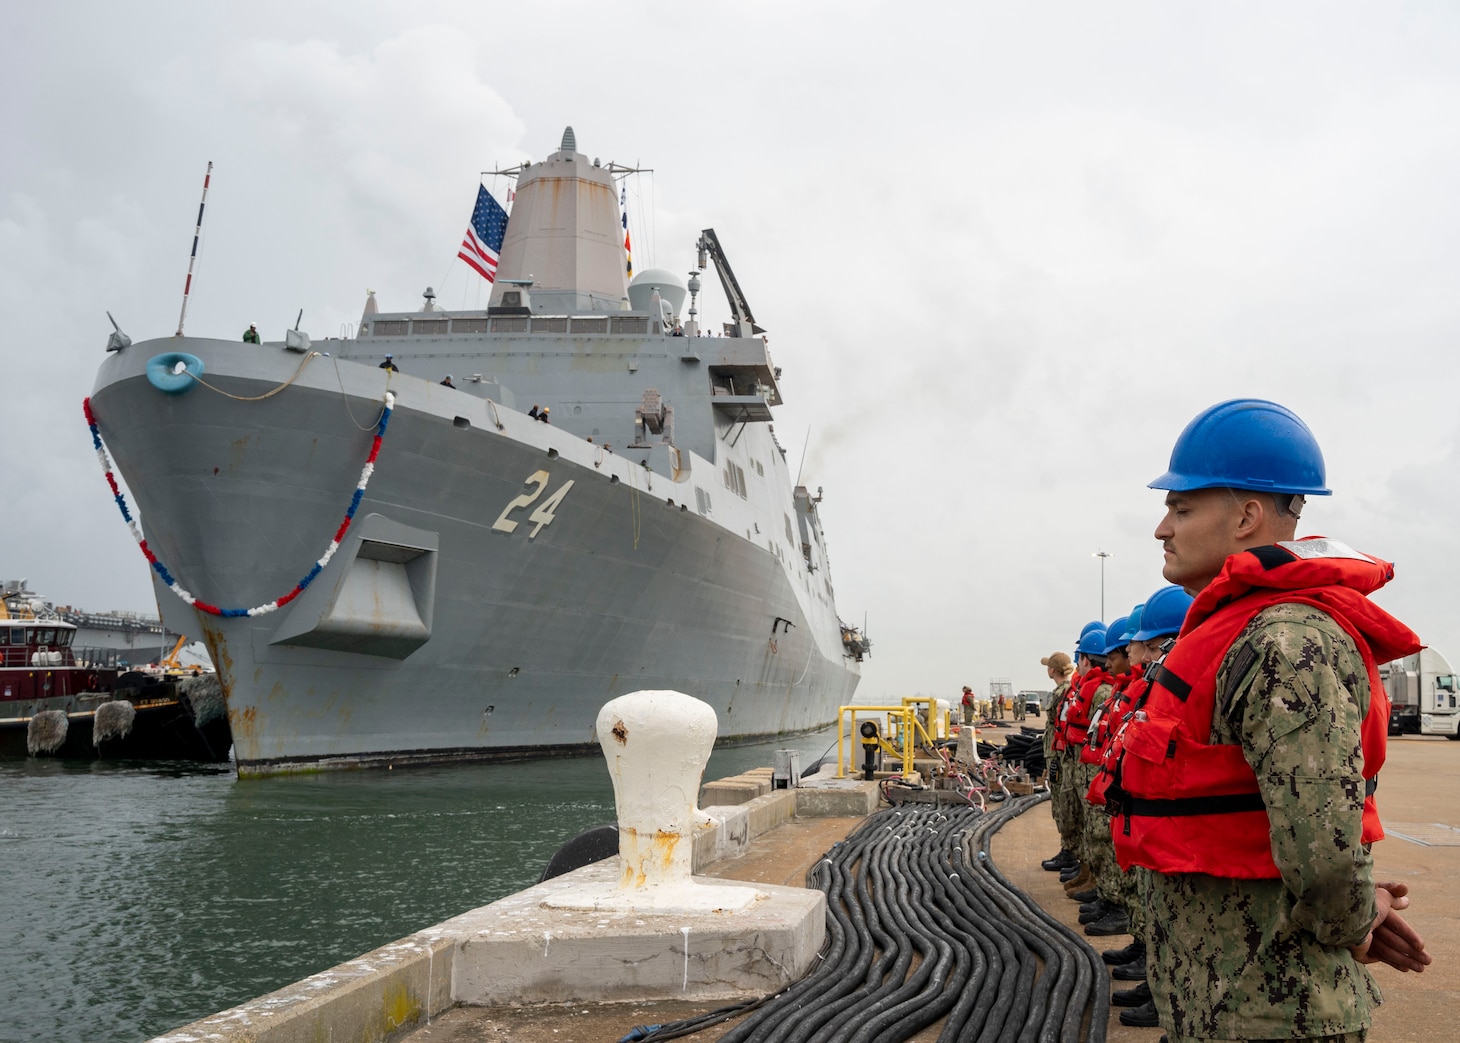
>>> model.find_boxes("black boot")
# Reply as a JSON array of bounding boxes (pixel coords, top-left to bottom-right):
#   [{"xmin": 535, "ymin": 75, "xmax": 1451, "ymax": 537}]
[
  {"xmin": 1059, "ymin": 863, "xmax": 1083, "ymax": 882},
  {"xmin": 1111, "ymin": 952, "xmax": 1147, "ymax": 981},
  {"xmin": 1102, "ymin": 938, "xmax": 1144, "ymax": 965},
  {"xmin": 1118, "ymin": 1000, "xmax": 1159, "ymax": 1027},
  {"xmin": 1078, "ymin": 899, "xmax": 1113, "ymax": 924},
  {"xmin": 1110, "ymin": 981, "xmax": 1151, "ymax": 1007},
  {"xmin": 1084, "ymin": 906, "xmax": 1131, "ymax": 936},
  {"xmin": 1070, "ymin": 888, "xmax": 1099, "ymax": 904},
  {"xmin": 1041, "ymin": 848, "xmax": 1077, "ymax": 871}
]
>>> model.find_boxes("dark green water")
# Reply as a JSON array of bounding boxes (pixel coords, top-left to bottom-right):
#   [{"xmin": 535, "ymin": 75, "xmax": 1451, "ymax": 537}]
[{"xmin": 0, "ymin": 730, "xmax": 841, "ymax": 1043}]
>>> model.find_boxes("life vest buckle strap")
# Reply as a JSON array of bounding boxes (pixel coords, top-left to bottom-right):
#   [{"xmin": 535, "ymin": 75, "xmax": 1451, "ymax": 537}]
[
  {"xmin": 1124, "ymin": 792, "xmax": 1267, "ymax": 818},
  {"xmin": 1146, "ymin": 661, "xmax": 1192, "ymax": 702},
  {"xmin": 1247, "ymin": 544, "xmax": 1300, "ymax": 570}
]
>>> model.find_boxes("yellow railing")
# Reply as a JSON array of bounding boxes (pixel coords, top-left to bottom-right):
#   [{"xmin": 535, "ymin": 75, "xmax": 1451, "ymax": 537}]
[
  {"xmin": 836, "ymin": 703, "xmax": 953, "ymax": 779},
  {"xmin": 897, "ymin": 696, "xmax": 955, "ymax": 740}
]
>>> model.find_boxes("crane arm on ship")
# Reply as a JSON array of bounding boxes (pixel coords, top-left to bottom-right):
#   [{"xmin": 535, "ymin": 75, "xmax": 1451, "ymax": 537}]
[{"xmin": 697, "ymin": 229, "xmax": 764, "ymax": 336}]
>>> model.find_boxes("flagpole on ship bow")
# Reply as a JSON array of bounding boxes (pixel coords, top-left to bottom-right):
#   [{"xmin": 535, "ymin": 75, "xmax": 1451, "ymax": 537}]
[{"xmin": 175, "ymin": 160, "xmax": 213, "ymax": 337}]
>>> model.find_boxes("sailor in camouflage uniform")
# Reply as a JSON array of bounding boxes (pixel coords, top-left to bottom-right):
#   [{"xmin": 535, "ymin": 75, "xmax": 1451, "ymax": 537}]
[
  {"xmin": 1049, "ymin": 629, "xmax": 1109, "ymax": 892},
  {"xmin": 1093, "ymin": 585, "xmax": 1194, "ymax": 1023},
  {"xmin": 1076, "ymin": 617, "xmax": 1135, "ymax": 937},
  {"xmin": 1039, "ymin": 651, "xmax": 1079, "ymax": 873},
  {"xmin": 1112, "ymin": 399, "xmax": 1431, "ymax": 1042}
]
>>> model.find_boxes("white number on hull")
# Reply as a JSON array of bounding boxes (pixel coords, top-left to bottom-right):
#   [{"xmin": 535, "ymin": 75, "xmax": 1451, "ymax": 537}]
[
  {"xmin": 492, "ymin": 470, "xmax": 574, "ymax": 538},
  {"xmin": 491, "ymin": 471, "xmax": 548, "ymax": 533},
  {"xmin": 527, "ymin": 480, "xmax": 575, "ymax": 538}
]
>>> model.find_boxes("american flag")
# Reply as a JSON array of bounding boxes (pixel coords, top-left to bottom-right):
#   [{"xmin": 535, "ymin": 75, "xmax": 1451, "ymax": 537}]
[
  {"xmin": 622, "ymin": 207, "xmax": 633, "ymax": 277},
  {"xmin": 458, "ymin": 186, "xmax": 508, "ymax": 283}
]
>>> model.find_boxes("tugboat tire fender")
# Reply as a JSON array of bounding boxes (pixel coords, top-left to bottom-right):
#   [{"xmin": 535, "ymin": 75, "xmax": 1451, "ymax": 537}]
[{"xmin": 146, "ymin": 352, "xmax": 205, "ymax": 394}]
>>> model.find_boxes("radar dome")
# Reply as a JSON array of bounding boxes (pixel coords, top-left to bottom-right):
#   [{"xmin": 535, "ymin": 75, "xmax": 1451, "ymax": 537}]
[{"xmin": 627, "ymin": 269, "xmax": 687, "ymax": 319}]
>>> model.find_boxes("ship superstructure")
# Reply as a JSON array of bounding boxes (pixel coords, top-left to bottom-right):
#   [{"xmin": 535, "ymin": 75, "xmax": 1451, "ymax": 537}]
[{"xmin": 87, "ymin": 128, "xmax": 865, "ymax": 776}]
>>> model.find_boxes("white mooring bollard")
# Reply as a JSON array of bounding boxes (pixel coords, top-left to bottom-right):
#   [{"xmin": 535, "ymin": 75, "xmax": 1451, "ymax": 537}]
[{"xmin": 544, "ymin": 689, "xmax": 762, "ymax": 912}]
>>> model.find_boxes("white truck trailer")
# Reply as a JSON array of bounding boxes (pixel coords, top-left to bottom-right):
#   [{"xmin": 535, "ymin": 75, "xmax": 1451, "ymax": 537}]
[{"xmin": 1381, "ymin": 648, "xmax": 1460, "ymax": 739}]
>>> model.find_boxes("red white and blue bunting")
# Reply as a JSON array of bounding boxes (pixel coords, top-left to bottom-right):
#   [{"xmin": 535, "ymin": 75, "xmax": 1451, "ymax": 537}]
[{"xmin": 83, "ymin": 392, "xmax": 395, "ymax": 618}]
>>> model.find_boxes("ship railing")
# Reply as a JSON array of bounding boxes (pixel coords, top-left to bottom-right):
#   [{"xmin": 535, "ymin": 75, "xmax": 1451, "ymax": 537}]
[
  {"xmin": 1, "ymin": 646, "xmax": 84, "ymax": 668},
  {"xmin": 57, "ymin": 610, "xmax": 164, "ymax": 633},
  {"xmin": 360, "ymin": 314, "xmax": 657, "ymax": 338},
  {"xmin": 72, "ymin": 647, "xmax": 127, "ymax": 670}
]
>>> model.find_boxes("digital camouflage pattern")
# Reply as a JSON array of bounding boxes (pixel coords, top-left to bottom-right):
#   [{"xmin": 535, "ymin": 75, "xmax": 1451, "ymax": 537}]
[
  {"xmin": 1046, "ymin": 681, "xmax": 1080, "ymax": 850},
  {"xmin": 1145, "ymin": 603, "xmax": 1381, "ymax": 1041},
  {"xmin": 1042, "ymin": 679, "xmax": 1070, "ymax": 770},
  {"xmin": 1122, "ymin": 864, "xmax": 1147, "ymax": 939},
  {"xmin": 1079, "ymin": 681, "xmax": 1124, "ymax": 902},
  {"xmin": 1074, "ymin": 757, "xmax": 1115, "ymax": 895},
  {"xmin": 1051, "ymin": 748, "xmax": 1083, "ymax": 851}
]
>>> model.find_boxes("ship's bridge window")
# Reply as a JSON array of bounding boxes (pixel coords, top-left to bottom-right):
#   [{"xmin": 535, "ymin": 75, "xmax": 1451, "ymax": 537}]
[{"xmin": 6, "ymin": 627, "xmax": 21, "ymax": 646}]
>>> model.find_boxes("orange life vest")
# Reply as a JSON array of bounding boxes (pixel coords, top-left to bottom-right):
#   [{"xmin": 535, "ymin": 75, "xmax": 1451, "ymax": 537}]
[
  {"xmin": 1054, "ymin": 665, "xmax": 1109, "ymax": 751},
  {"xmin": 1047, "ymin": 679, "xmax": 1075, "ymax": 748},
  {"xmin": 1111, "ymin": 538, "xmax": 1420, "ymax": 879},
  {"xmin": 1081, "ymin": 664, "xmax": 1141, "ymax": 766},
  {"xmin": 1087, "ymin": 671, "xmax": 1148, "ymax": 806}
]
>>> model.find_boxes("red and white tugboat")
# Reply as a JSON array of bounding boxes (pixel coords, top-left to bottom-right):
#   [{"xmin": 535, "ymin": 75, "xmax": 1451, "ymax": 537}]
[{"xmin": 0, "ymin": 581, "xmax": 231, "ymax": 761}]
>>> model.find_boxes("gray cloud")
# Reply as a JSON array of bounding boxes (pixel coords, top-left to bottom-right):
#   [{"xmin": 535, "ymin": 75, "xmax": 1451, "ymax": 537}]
[{"xmin": 7, "ymin": 1, "xmax": 1460, "ymax": 697}]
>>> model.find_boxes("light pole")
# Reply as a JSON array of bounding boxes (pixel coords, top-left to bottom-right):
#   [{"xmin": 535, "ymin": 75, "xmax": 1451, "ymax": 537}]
[{"xmin": 1092, "ymin": 550, "xmax": 1112, "ymax": 621}]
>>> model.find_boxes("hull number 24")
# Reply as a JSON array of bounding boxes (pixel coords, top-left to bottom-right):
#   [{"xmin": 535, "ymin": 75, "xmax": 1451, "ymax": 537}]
[{"xmin": 492, "ymin": 470, "xmax": 575, "ymax": 538}]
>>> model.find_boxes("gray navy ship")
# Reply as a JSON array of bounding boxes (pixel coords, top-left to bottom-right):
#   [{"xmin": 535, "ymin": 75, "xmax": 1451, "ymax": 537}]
[{"xmin": 88, "ymin": 128, "xmax": 866, "ymax": 776}]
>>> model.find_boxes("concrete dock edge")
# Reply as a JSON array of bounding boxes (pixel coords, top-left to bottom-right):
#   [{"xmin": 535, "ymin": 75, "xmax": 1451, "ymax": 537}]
[
  {"xmin": 149, "ymin": 776, "xmax": 879, "ymax": 1043},
  {"xmin": 149, "ymin": 933, "xmax": 455, "ymax": 1043}
]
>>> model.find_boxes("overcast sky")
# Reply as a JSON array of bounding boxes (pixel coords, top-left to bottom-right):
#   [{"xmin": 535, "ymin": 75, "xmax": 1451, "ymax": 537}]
[{"xmin": 6, "ymin": 2, "xmax": 1460, "ymax": 699}]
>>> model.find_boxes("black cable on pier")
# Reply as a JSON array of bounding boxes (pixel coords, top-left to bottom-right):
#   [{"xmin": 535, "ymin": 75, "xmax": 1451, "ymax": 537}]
[{"xmin": 635, "ymin": 795, "xmax": 1108, "ymax": 1043}]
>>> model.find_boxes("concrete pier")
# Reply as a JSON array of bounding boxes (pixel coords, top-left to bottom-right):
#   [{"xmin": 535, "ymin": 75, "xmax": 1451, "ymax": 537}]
[
  {"xmin": 148, "ymin": 770, "xmax": 878, "ymax": 1043},
  {"xmin": 149, "ymin": 735, "xmax": 1459, "ymax": 1043},
  {"xmin": 446, "ymin": 864, "xmax": 822, "ymax": 1007}
]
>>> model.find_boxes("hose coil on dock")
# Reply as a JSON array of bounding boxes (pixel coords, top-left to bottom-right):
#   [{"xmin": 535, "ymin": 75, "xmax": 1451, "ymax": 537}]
[{"xmin": 632, "ymin": 795, "xmax": 1107, "ymax": 1043}]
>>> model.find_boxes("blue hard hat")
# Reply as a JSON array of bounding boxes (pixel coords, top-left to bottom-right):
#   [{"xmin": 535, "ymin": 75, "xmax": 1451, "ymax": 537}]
[
  {"xmin": 1124, "ymin": 604, "xmax": 1145, "ymax": 643},
  {"xmin": 1149, "ymin": 399, "xmax": 1331, "ymax": 496},
  {"xmin": 1103, "ymin": 616, "xmax": 1131, "ymax": 655},
  {"xmin": 1134, "ymin": 585, "xmax": 1195, "ymax": 641},
  {"xmin": 1077, "ymin": 628, "xmax": 1108, "ymax": 657}
]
